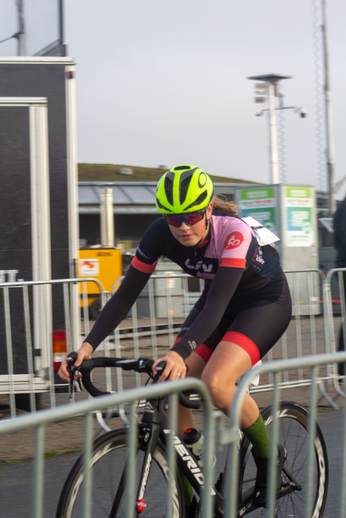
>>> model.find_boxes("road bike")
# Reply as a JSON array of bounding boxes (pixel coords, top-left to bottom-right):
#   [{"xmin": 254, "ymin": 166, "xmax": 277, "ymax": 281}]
[{"xmin": 56, "ymin": 355, "xmax": 329, "ymax": 517}]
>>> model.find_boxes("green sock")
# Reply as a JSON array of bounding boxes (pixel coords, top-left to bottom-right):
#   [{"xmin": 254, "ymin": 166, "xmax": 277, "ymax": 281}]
[
  {"xmin": 179, "ymin": 468, "xmax": 194, "ymax": 505},
  {"xmin": 241, "ymin": 414, "xmax": 271, "ymax": 459}
]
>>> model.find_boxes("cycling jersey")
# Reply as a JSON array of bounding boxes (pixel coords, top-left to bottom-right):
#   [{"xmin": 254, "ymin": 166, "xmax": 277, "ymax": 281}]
[
  {"xmin": 84, "ymin": 212, "xmax": 290, "ymax": 362},
  {"xmin": 132, "ymin": 213, "xmax": 280, "ymax": 281}
]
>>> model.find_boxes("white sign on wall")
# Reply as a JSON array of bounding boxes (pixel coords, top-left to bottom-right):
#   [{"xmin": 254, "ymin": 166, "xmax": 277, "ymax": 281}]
[{"xmin": 79, "ymin": 259, "xmax": 99, "ymax": 276}]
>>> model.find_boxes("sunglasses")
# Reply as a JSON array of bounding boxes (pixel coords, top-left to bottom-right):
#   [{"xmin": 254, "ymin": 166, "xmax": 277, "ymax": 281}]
[{"xmin": 164, "ymin": 209, "xmax": 206, "ymax": 227}]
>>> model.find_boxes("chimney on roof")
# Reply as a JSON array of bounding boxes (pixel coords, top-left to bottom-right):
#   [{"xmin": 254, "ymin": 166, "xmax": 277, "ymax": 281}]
[{"xmin": 100, "ymin": 188, "xmax": 115, "ymax": 247}]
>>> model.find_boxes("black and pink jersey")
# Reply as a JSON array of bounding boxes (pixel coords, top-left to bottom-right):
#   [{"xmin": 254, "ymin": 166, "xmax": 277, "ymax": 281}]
[
  {"xmin": 85, "ymin": 211, "xmax": 286, "ymax": 361},
  {"xmin": 132, "ymin": 212, "xmax": 280, "ymax": 282}
]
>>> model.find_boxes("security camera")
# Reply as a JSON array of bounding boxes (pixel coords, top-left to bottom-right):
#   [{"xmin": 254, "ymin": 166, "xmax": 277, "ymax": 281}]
[{"xmin": 300, "ymin": 108, "xmax": 307, "ymax": 118}]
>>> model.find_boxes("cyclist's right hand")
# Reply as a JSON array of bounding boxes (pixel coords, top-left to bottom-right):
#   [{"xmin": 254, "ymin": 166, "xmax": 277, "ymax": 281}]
[{"xmin": 58, "ymin": 342, "xmax": 93, "ymax": 382}]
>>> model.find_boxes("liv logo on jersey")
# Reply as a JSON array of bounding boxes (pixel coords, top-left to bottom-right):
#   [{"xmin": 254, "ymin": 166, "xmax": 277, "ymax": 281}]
[
  {"xmin": 184, "ymin": 258, "xmax": 218, "ymax": 273},
  {"xmin": 224, "ymin": 232, "xmax": 243, "ymax": 250}
]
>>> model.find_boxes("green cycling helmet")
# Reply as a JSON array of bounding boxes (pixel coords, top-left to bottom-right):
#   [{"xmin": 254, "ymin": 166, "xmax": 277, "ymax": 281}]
[{"xmin": 155, "ymin": 165, "xmax": 214, "ymax": 214}]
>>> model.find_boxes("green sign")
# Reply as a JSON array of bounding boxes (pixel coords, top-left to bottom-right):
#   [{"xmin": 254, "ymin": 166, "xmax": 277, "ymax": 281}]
[
  {"xmin": 284, "ymin": 187, "xmax": 314, "ymax": 247},
  {"xmin": 238, "ymin": 187, "xmax": 277, "ymax": 233}
]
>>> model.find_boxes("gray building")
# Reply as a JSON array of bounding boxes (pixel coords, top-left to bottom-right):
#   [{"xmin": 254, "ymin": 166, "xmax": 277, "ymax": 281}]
[
  {"xmin": 79, "ymin": 181, "xmax": 330, "ymax": 251},
  {"xmin": 78, "ymin": 181, "xmax": 246, "ymax": 250}
]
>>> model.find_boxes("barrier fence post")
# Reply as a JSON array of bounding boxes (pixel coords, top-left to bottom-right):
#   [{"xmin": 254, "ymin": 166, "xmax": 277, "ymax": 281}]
[
  {"xmin": 268, "ymin": 370, "xmax": 281, "ymax": 518},
  {"xmin": 33, "ymin": 424, "xmax": 45, "ymax": 518},
  {"xmin": 167, "ymin": 392, "xmax": 178, "ymax": 518},
  {"xmin": 3, "ymin": 285, "xmax": 16, "ymax": 418},
  {"xmin": 127, "ymin": 401, "xmax": 138, "ymax": 518},
  {"xmin": 341, "ymin": 375, "xmax": 346, "ymax": 518},
  {"xmin": 23, "ymin": 284, "xmax": 36, "ymax": 412},
  {"xmin": 83, "ymin": 412, "xmax": 93, "ymax": 518},
  {"xmin": 306, "ymin": 365, "xmax": 318, "ymax": 518}
]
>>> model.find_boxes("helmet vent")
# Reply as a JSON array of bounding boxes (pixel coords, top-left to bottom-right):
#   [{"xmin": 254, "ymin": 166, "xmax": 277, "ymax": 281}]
[
  {"xmin": 174, "ymin": 165, "xmax": 191, "ymax": 171},
  {"xmin": 164, "ymin": 171, "xmax": 175, "ymax": 206},
  {"xmin": 185, "ymin": 191, "xmax": 208, "ymax": 211},
  {"xmin": 179, "ymin": 168, "xmax": 197, "ymax": 205},
  {"xmin": 156, "ymin": 199, "xmax": 173, "ymax": 212}
]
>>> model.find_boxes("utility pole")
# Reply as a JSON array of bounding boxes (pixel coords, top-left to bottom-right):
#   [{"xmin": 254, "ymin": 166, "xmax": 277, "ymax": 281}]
[
  {"xmin": 322, "ymin": 0, "xmax": 336, "ymax": 214},
  {"xmin": 248, "ymin": 74, "xmax": 292, "ymax": 184},
  {"xmin": 268, "ymin": 81, "xmax": 279, "ymax": 184},
  {"xmin": 17, "ymin": 0, "xmax": 25, "ymax": 56}
]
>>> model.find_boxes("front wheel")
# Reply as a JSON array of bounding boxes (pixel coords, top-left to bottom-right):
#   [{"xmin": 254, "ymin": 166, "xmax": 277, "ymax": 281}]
[
  {"xmin": 56, "ymin": 428, "xmax": 185, "ymax": 518},
  {"xmin": 239, "ymin": 400, "xmax": 328, "ymax": 518}
]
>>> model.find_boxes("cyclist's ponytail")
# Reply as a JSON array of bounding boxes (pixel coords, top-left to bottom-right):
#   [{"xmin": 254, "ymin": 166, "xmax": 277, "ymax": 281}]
[{"xmin": 212, "ymin": 194, "xmax": 239, "ymax": 215}]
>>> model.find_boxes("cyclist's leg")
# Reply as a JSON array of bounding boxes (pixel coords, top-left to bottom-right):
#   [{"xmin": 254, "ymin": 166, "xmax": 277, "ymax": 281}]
[
  {"xmin": 201, "ymin": 270, "xmax": 291, "ymax": 421},
  {"xmin": 173, "ymin": 304, "xmax": 215, "ymax": 435},
  {"xmin": 201, "ymin": 339, "xmax": 274, "ymax": 454},
  {"xmin": 201, "ymin": 340, "xmax": 261, "ymax": 423},
  {"xmin": 177, "ymin": 351, "xmax": 206, "ymax": 436},
  {"xmin": 202, "ymin": 273, "xmax": 292, "ymax": 505}
]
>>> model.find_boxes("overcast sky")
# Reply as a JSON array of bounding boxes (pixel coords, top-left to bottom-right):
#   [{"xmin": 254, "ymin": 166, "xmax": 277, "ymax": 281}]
[{"xmin": 1, "ymin": 0, "xmax": 345, "ymax": 199}]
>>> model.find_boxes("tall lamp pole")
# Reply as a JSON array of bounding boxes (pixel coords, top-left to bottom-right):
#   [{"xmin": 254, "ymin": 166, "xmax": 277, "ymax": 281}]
[
  {"xmin": 248, "ymin": 74, "xmax": 292, "ymax": 184},
  {"xmin": 322, "ymin": 0, "xmax": 336, "ymax": 214},
  {"xmin": 17, "ymin": 0, "xmax": 25, "ymax": 55}
]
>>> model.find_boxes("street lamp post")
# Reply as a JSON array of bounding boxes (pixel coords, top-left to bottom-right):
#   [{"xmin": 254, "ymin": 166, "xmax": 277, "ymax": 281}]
[
  {"xmin": 16, "ymin": 0, "xmax": 25, "ymax": 56},
  {"xmin": 322, "ymin": 0, "xmax": 336, "ymax": 214},
  {"xmin": 248, "ymin": 74, "xmax": 292, "ymax": 184}
]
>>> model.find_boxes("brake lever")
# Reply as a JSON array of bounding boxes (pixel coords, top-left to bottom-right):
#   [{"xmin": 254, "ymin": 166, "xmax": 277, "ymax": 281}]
[
  {"xmin": 76, "ymin": 375, "xmax": 83, "ymax": 393},
  {"xmin": 67, "ymin": 357, "xmax": 83, "ymax": 399},
  {"xmin": 68, "ymin": 370, "xmax": 84, "ymax": 399},
  {"xmin": 152, "ymin": 360, "xmax": 166, "ymax": 383}
]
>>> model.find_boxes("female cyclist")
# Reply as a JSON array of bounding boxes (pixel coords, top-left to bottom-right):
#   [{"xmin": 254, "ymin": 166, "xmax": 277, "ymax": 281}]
[{"xmin": 59, "ymin": 164, "xmax": 292, "ymax": 508}]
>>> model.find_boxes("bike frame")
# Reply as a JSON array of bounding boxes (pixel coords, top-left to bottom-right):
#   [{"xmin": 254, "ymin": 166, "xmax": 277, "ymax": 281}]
[
  {"xmin": 122, "ymin": 393, "xmax": 225, "ymax": 517},
  {"xmin": 66, "ymin": 356, "xmax": 305, "ymax": 517}
]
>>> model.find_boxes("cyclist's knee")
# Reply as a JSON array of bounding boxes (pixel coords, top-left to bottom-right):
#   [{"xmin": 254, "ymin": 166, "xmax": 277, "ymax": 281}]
[{"xmin": 201, "ymin": 370, "xmax": 236, "ymax": 408}]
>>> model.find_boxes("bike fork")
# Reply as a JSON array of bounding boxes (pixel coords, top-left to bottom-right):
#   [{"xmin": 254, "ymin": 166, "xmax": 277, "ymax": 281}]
[{"xmin": 109, "ymin": 423, "xmax": 160, "ymax": 517}]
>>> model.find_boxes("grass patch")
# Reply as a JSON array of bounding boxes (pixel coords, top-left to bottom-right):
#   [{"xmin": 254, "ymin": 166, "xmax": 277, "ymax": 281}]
[
  {"xmin": 0, "ymin": 448, "xmax": 82, "ymax": 466},
  {"xmin": 44, "ymin": 448, "xmax": 82, "ymax": 458}
]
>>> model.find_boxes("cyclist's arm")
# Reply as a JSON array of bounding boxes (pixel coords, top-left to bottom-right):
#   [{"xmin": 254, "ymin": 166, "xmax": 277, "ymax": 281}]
[
  {"xmin": 171, "ymin": 266, "xmax": 244, "ymax": 360},
  {"xmin": 84, "ymin": 265, "xmax": 152, "ymax": 350},
  {"xmin": 58, "ymin": 265, "xmax": 152, "ymax": 382}
]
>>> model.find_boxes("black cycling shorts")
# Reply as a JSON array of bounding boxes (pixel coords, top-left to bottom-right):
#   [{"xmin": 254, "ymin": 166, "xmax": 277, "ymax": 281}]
[{"xmin": 174, "ymin": 268, "xmax": 292, "ymax": 365}]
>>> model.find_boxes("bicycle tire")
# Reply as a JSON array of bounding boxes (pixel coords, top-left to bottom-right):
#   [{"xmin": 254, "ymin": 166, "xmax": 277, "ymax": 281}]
[
  {"xmin": 56, "ymin": 428, "xmax": 185, "ymax": 518},
  {"xmin": 238, "ymin": 400, "xmax": 328, "ymax": 518}
]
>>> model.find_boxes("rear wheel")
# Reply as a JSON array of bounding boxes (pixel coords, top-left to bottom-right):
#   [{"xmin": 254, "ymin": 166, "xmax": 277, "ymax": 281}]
[
  {"xmin": 56, "ymin": 428, "xmax": 184, "ymax": 518},
  {"xmin": 239, "ymin": 401, "xmax": 328, "ymax": 518}
]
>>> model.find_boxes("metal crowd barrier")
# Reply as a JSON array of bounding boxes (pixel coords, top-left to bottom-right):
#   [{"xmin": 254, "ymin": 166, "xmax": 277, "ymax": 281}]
[
  {"xmin": 225, "ymin": 351, "xmax": 346, "ymax": 518},
  {"xmin": 1, "ymin": 352, "xmax": 346, "ymax": 517},
  {"xmin": 0, "ymin": 376, "xmax": 214, "ymax": 518},
  {"xmin": 108, "ymin": 269, "xmax": 335, "ymax": 401},
  {"xmin": 0, "ymin": 277, "xmax": 105, "ymax": 417},
  {"xmin": 1, "ymin": 267, "xmax": 345, "ymax": 417},
  {"xmin": 323, "ymin": 267, "xmax": 346, "ymax": 404},
  {"xmin": 255, "ymin": 268, "xmax": 333, "ymax": 401}
]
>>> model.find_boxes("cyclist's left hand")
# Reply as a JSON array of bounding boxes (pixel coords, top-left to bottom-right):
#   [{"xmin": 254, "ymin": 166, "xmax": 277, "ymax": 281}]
[{"xmin": 152, "ymin": 350, "xmax": 187, "ymax": 382}]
